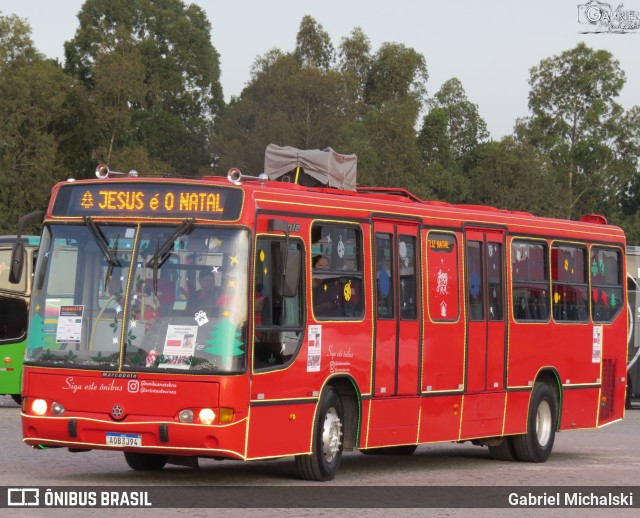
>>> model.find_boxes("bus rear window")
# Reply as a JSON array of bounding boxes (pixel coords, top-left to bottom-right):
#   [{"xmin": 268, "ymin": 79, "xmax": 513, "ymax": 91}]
[{"xmin": 591, "ymin": 247, "xmax": 623, "ymax": 323}]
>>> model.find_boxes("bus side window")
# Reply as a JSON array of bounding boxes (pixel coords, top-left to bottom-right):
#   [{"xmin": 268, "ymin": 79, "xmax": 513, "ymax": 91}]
[
  {"xmin": 512, "ymin": 240, "xmax": 550, "ymax": 322},
  {"xmin": 592, "ymin": 247, "xmax": 622, "ymax": 323},
  {"xmin": 253, "ymin": 238, "xmax": 303, "ymax": 370},
  {"xmin": 311, "ymin": 223, "xmax": 364, "ymax": 321},
  {"xmin": 0, "ymin": 297, "xmax": 28, "ymax": 340}
]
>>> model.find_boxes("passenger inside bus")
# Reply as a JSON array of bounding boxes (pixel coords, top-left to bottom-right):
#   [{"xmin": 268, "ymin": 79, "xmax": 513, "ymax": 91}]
[
  {"xmin": 313, "ymin": 255, "xmax": 342, "ymax": 317},
  {"xmin": 186, "ymin": 270, "xmax": 218, "ymax": 314}
]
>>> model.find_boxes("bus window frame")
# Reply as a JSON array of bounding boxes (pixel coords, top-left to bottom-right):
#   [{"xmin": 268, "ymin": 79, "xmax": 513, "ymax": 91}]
[
  {"xmin": 511, "ymin": 238, "xmax": 551, "ymax": 323},
  {"xmin": 591, "ymin": 245, "xmax": 624, "ymax": 324},
  {"xmin": 550, "ymin": 241, "xmax": 589, "ymax": 324}
]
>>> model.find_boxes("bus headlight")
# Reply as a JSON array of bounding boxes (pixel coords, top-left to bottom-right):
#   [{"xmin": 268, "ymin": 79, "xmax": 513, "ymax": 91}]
[
  {"xmin": 51, "ymin": 402, "xmax": 65, "ymax": 415},
  {"xmin": 178, "ymin": 409, "xmax": 194, "ymax": 423},
  {"xmin": 32, "ymin": 399, "xmax": 48, "ymax": 416},
  {"xmin": 198, "ymin": 408, "xmax": 215, "ymax": 425}
]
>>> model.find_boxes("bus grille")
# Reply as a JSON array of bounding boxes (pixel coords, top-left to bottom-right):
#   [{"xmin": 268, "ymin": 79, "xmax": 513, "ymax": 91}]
[{"xmin": 599, "ymin": 358, "xmax": 616, "ymax": 421}]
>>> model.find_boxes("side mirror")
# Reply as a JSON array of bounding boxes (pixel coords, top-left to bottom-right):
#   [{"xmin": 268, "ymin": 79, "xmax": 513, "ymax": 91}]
[
  {"xmin": 8, "ymin": 242, "xmax": 25, "ymax": 284},
  {"xmin": 277, "ymin": 248, "xmax": 301, "ymax": 298},
  {"xmin": 8, "ymin": 210, "xmax": 45, "ymax": 284}
]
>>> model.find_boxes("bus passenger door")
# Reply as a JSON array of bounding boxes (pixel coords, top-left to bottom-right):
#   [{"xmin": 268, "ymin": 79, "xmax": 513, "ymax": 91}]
[
  {"xmin": 465, "ymin": 228, "xmax": 506, "ymax": 393},
  {"xmin": 373, "ymin": 221, "xmax": 420, "ymax": 396}
]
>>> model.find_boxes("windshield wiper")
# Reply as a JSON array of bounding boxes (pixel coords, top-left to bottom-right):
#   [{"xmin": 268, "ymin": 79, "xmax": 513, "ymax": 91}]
[
  {"xmin": 147, "ymin": 219, "xmax": 195, "ymax": 294},
  {"xmin": 84, "ymin": 216, "xmax": 121, "ymax": 267}
]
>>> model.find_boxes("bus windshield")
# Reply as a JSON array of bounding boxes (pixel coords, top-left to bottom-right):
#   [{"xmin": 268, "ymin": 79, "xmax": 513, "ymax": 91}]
[{"xmin": 25, "ymin": 223, "xmax": 249, "ymax": 374}]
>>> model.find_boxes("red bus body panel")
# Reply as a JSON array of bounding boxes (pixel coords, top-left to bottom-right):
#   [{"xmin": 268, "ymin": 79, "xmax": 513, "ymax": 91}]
[{"xmin": 20, "ymin": 176, "xmax": 627, "ymax": 464}]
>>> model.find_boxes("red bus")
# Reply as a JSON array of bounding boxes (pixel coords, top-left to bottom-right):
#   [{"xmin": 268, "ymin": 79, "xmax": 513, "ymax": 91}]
[{"xmin": 15, "ymin": 147, "xmax": 627, "ymax": 481}]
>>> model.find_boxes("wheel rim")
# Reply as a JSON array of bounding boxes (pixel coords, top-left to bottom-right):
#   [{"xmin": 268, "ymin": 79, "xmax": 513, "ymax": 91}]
[
  {"xmin": 536, "ymin": 399, "xmax": 552, "ymax": 447},
  {"xmin": 321, "ymin": 406, "xmax": 342, "ymax": 463}
]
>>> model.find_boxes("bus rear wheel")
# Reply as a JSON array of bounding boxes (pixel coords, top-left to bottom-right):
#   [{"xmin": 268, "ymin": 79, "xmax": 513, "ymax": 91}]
[
  {"xmin": 512, "ymin": 382, "xmax": 557, "ymax": 463},
  {"xmin": 124, "ymin": 452, "xmax": 168, "ymax": 471},
  {"xmin": 295, "ymin": 388, "xmax": 344, "ymax": 481}
]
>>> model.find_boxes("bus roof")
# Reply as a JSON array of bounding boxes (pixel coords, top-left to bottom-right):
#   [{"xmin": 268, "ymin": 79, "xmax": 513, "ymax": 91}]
[{"xmin": 45, "ymin": 175, "xmax": 626, "ymax": 244}]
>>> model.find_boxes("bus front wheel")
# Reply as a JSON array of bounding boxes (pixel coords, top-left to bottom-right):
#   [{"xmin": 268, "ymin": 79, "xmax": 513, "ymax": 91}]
[
  {"xmin": 295, "ymin": 388, "xmax": 344, "ymax": 481},
  {"xmin": 124, "ymin": 452, "xmax": 168, "ymax": 471},
  {"xmin": 512, "ymin": 382, "xmax": 557, "ymax": 463},
  {"xmin": 11, "ymin": 394, "xmax": 22, "ymax": 405}
]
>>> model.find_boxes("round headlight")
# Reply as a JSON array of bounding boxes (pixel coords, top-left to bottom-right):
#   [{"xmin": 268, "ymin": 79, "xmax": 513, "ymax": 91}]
[
  {"xmin": 32, "ymin": 399, "xmax": 48, "ymax": 416},
  {"xmin": 51, "ymin": 402, "xmax": 65, "ymax": 416},
  {"xmin": 179, "ymin": 409, "xmax": 194, "ymax": 423},
  {"xmin": 198, "ymin": 408, "xmax": 215, "ymax": 425}
]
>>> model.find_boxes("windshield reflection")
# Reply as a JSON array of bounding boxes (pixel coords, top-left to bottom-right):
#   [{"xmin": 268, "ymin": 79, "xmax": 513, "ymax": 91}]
[{"xmin": 26, "ymin": 224, "xmax": 249, "ymax": 374}]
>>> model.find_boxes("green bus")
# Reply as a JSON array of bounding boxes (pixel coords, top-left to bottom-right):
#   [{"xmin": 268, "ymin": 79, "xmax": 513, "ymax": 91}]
[{"xmin": 0, "ymin": 235, "xmax": 39, "ymax": 404}]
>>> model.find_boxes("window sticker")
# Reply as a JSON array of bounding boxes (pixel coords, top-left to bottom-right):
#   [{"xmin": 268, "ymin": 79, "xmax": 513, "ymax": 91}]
[
  {"xmin": 162, "ymin": 325, "xmax": 197, "ymax": 356},
  {"xmin": 56, "ymin": 305, "xmax": 84, "ymax": 343},
  {"xmin": 593, "ymin": 325, "xmax": 602, "ymax": 364},
  {"xmin": 307, "ymin": 325, "xmax": 322, "ymax": 372}
]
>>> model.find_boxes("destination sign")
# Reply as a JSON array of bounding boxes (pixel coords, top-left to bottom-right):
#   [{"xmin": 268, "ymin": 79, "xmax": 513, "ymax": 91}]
[
  {"xmin": 52, "ymin": 183, "xmax": 243, "ymax": 220},
  {"xmin": 427, "ymin": 234, "xmax": 455, "ymax": 253}
]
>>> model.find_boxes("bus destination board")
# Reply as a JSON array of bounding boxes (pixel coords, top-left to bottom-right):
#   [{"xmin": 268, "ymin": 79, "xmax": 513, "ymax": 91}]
[{"xmin": 52, "ymin": 183, "xmax": 243, "ymax": 220}]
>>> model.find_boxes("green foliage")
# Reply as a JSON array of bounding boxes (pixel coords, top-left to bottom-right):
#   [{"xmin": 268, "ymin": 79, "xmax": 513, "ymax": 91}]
[
  {"xmin": 0, "ymin": 16, "xmax": 78, "ymax": 232},
  {"xmin": 0, "ymin": 14, "xmax": 38, "ymax": 69},
  {"xmin": 467, "ymin": 137, "xmax": 563, "ymax": 216},
  {"xmin": 213, "ymin": 18, "xmax": 428, "ymax": 188},
  {"xmin": 417, "ymin": 78, "xmax": 489, "ymax": 203},
  {"xmin": 63, "ymin": 0, "xmax": 223, "ymax": 174},
  {"xmin": 364, "ymin": 43, "xmax": 428, "ymax": 109},
  {"xmin": 295, "ymin": 15, "xmax": 335, "ymax": 70},
  {"xmin": 3, "ymin": 8, "xmax": 640, "ymax": 241},
  {"xmin": 518, "ymin": 43, "xmax": 628, "ymax": 220},
  {"xmin": 212, "ymin": 51, "xmax": 349, "ymax": 172}
]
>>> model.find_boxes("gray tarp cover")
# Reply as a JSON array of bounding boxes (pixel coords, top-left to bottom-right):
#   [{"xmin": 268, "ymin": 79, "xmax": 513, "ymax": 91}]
[{"xmin": 264, "ymin": 144, "xmax": 357, "ymax": 191}]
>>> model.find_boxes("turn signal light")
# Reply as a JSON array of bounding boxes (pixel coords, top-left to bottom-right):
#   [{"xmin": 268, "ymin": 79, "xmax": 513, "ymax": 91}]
[{"xmin": 219, "ymin": 408, "xmax": 234, "ymax": 423}]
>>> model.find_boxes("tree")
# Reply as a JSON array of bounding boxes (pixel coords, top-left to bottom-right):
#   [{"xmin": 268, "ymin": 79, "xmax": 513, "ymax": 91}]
[
  {"xmin": 212, "ymin": 45, "xmax": 348, "ymax": 173},
  {"xmin": 518, "ymin": 43, "xmax": 626, "ymax": 219},
  {"xmin": 338, "ymin": 27, "xmax": 371, "ymax": 119},
  {"xmin": 0, "ymin": 14, "xmax": 79, "ymax": 231},
  {"xmin": 415, "ymin": 78, "xmax": 488, "ymax": 203},
  {"xmin": 364, "ymin": 42, "xmax": 428, "ymax": 109},
  {"xmin": 295, "ymin": 15, "xmax": 334, "ymax": 70},
  {"xmin": 0, "ymin": 13, "xmax": 38, "ymax": 69},
  {"xmin": 419, "ymin": 78, "xmax": 488, "ymax": 167},
  {"xmin": 466, "ymin": 137, "xmax": 563, "ymax": 215},
  {"xmin": 64, "ymin": 0, "xmax": 223, "ymax": 174},
  {"xmin": 608, "ymin": 105, "xmax": 640, "ymax": 237}
]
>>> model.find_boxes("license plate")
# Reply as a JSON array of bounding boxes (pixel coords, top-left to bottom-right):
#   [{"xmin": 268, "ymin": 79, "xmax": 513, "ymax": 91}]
[{"xmin": 106, "ymin": 432, "xmax": 142, "ymax": 447}]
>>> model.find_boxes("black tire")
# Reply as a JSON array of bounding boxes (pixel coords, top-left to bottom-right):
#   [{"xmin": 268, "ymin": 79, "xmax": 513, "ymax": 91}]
[
  {"xmin": 124, "ymin": 452, "xmax": 168, "ymax": 471},
  {"xmin": 625, "ymin": 379, "xmax": 632, "ymax": 410},
  {"xmin": 512, "ymin": 382, "xmax": 557, "ymax": 462},
  {"xmin": 295, "ymin": 388, "xmax": 344, "ymax": 481},
  {"xmin": 488, "ymin": 437, "xmax": 516, "ymax": 461},
  {"xmin": 10, "ymin": 394, "xmax": 22, "ymax": 405},
  {"xmin": 361, "ymin": 445, "xmax": 417, "ymax": 456}
]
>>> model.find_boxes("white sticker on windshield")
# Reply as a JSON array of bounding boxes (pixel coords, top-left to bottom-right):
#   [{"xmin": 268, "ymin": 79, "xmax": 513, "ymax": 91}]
[{"xmin": 56, "ymin": 305, "xmax": 84, "ymax": 343}]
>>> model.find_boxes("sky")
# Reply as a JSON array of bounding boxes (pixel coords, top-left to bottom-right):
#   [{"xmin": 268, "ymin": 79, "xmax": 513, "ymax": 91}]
[{"xmin": 1, "ymin": 0, "xmax": 639, "ymax": 140}]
